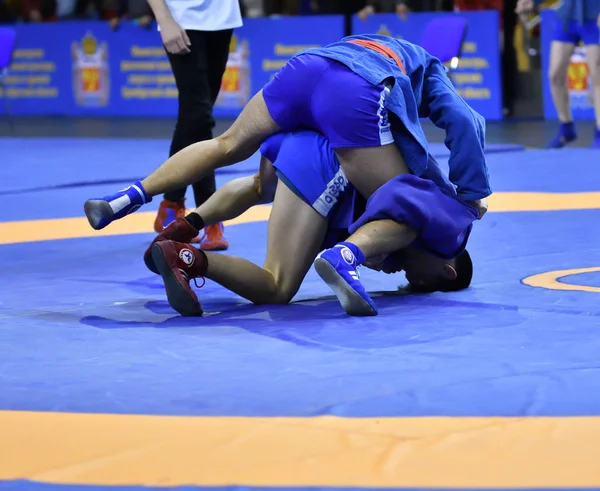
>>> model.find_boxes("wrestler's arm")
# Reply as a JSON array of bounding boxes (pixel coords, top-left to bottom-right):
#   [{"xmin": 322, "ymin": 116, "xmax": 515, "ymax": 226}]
[
  {"xmin": 419, "ymin": 61, "xmax": 492, "ymax": 202},
  {"xmin": 193, "ymin": 156, "xmax": 278, "ymax": 227},
  {"xmin": 346, "ymin": 219, "xmax": 417, "ymax": 267}
]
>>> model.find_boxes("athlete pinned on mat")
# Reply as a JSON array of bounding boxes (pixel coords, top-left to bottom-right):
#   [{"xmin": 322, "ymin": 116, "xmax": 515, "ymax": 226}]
[
  {"xmin": 83, "ymin": 34, "xmax": 490, "ymax": 233},
  {"xmin": 145, "ymin": 130, "xmax": 479, "ymax": 317}
]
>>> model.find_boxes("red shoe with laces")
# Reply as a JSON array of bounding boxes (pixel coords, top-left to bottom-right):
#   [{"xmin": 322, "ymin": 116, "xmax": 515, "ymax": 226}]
[
  {"xmin": 144, "ymin": 217, "xmax": 200, "ymax": 274},
  {"xmin": 151, "ymin": 240, "xmax": 208, "ymax": 317}
]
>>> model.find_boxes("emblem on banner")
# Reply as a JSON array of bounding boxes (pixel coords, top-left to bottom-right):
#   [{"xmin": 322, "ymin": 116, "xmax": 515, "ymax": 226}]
[
  {"xmin": 215, "ymin": 34, "xmax": 251, "ymax": 109},
  {"xmin": 376, "ymin": 25, "xmax": 394, "ymax": 37},
  {"xmin": 71, "ymin": 31, "xmax": 110, "ymax": 107},
  {"xmin": 567, "ymin": 46, "xmax": 592, "ymax": 110}
]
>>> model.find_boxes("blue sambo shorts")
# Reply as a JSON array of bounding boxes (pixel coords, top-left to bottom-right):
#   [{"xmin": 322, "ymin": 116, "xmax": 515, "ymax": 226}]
[
  {"xmin": 262, "ymin": 54, "xmax": 394, "ymax": 149},
  {"xmin": 553, "ymin": 18, "xmax": 600, "ymax": 45},
  {"xmin": 260, "ymin": 130, "xmax": 357, "ymax": 230}
]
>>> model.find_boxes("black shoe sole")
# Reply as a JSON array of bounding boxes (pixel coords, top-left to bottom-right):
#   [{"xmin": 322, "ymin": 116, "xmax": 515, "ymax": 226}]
[
  {"xmin": 84, "ymin": 200, "xmax": 113, "ymax": 230},
  {"xmin": 200, "ymin": 244, "xmax": 229, "ymax": 252},
  {"xmin": 314, "ymin": 257, "xmax": 377, "ymax": 317},
  {"xmin": 151, "ymin": 244, "xmax": 204, "ymax": 317}
]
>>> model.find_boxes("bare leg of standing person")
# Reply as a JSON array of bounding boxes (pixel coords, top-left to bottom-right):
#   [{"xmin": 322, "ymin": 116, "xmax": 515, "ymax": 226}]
[
  {"xmin": 547, "ymin": 41, "xmax": 577, "ymax": 147},
  {"xmin": 586, "ymin": 44, "xmax": 600, "ymax": 147}
]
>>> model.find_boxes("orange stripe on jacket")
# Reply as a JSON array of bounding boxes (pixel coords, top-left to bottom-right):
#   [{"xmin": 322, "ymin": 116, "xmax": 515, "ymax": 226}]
[{"xmin": 347, "ymin": 39, "xmax": 407, "ymax": 75}]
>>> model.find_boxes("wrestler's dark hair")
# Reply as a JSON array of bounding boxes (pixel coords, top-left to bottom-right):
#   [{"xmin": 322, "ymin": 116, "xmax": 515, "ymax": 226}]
[
  {"xmin": 409, "ymin": 250, "xmax": 473, "ymax": 293},
  {"xmin": 439, "ymin": 249, "xmax": 473, "ymax": 292}
]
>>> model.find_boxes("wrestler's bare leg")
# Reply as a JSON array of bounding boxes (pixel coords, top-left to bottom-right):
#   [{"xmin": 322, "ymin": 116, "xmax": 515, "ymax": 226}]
[
  {"xmin": 85, "ymin": 98, "xmax": 411, "ymax": 232},
  {"xmin": 193, "ymin": 143, "xmax": 410, "ymax": 229},
  {"xmin": 84, "ymin": 92, "xmax": 279, "ymax": 230},
  {"xmin": 335, "ymin": 144, "xmax": 410, "ymax": 198},
  {"xmin": 142, "ymin": 91, "xmax": 279, "ymax": 196},
  {"xmin": 312, "ymin": 146, "xmax": 413, "ymax": 317},
  {"xmin": 192, "ymin": 156, "xmax": 278, "ymax": 227},
  {"xmin": 346, "ymin": 219, "xmax": 417, "ymax": 259},
  {"xmin": 202, "ymin": 180, "xmax": 327, "ymax": 305}
]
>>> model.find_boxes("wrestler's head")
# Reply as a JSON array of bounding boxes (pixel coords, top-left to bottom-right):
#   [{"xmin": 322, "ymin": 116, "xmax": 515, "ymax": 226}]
[
  {"xmin": 403, "ymin": 248, "xmax": 472, "ymax": 293},
  {"xmin": 376, "ymin": 246, "xmax": 473, "ymax": 293}
]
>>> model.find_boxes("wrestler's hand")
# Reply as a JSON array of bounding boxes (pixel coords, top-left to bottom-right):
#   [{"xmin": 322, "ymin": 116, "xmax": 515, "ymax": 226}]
[
  {"xmin": 470, "ymin": 198, "xmax": 489, "ymax": 220},
  {"xmin": 160, "ymin": 18, "xmax": 191, "ymax": 55}
]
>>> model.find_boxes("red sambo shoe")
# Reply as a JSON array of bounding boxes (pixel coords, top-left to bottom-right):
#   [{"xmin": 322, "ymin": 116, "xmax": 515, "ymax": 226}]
[
  {"xmin": 144, "ymin": 217, "xmax": 200, "ymax": 274},
  {"xmin": 151, "ymin": 240, "xmax": 208, "ymax": 317}
]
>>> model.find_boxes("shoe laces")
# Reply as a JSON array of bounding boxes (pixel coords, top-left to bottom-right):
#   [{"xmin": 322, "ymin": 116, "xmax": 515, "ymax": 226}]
[{"xmin": 179, "ymin": 268, "xmax": 206, "ymax": 289}]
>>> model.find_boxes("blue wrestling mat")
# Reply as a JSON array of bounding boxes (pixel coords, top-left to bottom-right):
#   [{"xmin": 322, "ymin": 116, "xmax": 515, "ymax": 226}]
[
  {"xmin": 1, "ymin": 138, "xmax": 600, "ymax": 490},
  {"xmin": 0, "ymin": 138, "xmax": 524, "ymax": 196}
]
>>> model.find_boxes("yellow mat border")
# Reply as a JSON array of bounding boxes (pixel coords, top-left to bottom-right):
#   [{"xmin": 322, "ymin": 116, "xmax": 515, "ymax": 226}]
[
  {"xmin": 2, "ymin": 411, "xmax": 600, "ymax": 488},
  {"xmin": 2, "ymin": 192, "xmax": 600, "ymax": 245}
]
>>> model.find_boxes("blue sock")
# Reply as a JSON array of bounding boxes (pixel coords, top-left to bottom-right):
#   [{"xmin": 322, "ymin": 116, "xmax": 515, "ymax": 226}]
[
  {"xmin": 337, "ymin": 242, "xmax": 366, "ymax": 265},
  {"xmin": 132, "ymin": 180, "xmax": 152, "ymax": 204},
  {"xmin": 560, "ymin": 121, "xmax": 576, "ymax": 137},
  {"xmin": 85, "ymin": 180, "xmax": 153, "ymax": 230},
  {"xmin": 592, "ymin": 128, "xmax": 600, "ymax": 148},
  {"xmin": 548, "ymin": 121, "xmax": 577, "ymax": 148}
]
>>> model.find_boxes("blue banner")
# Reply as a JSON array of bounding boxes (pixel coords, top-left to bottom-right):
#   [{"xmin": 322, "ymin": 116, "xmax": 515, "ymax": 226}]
[
  {"xmin": 352, "ymin": 11, "xmax": 503, "ymax": 120},
  {"xmin": 0, "ymin": 16, "xmax": 344, "ymax": 118},
  {"xmin": 540, "ymin": 8, "xmax": 595, "ymax": 120}
]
